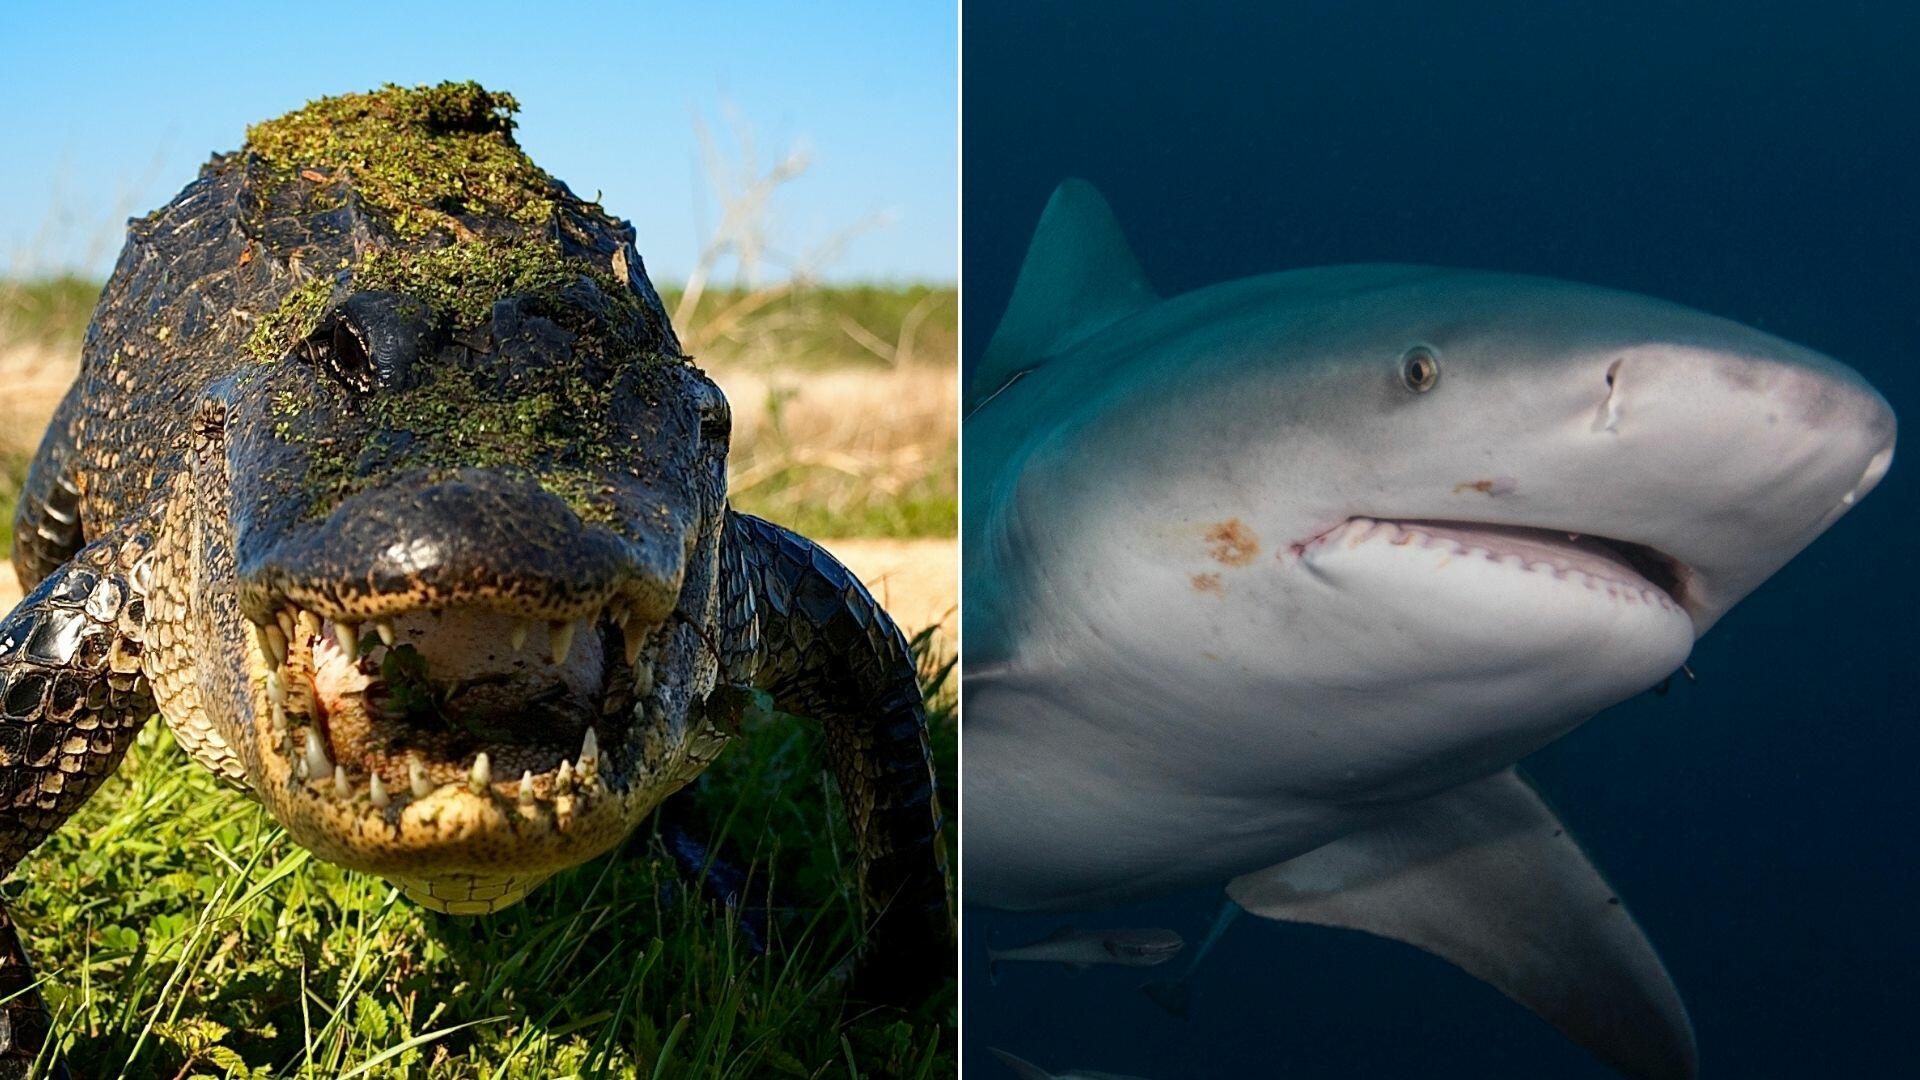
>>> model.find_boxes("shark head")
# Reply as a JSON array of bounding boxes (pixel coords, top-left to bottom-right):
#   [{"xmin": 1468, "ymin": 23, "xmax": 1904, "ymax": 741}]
[{"xmin": 967, "ymin": 181, "xmax": 1895, "ymax": 808}]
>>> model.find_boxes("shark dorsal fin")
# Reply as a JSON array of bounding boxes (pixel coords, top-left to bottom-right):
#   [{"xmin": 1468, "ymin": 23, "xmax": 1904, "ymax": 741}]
[{"xmin": 969, "ymin": 180, "xmax": 1157, "ymax": 410}]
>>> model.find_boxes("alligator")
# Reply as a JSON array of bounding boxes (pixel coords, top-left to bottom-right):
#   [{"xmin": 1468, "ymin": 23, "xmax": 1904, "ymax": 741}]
[{"xmin": 0, "ymin": 82, "xmax": 951, "ymax": 1067}]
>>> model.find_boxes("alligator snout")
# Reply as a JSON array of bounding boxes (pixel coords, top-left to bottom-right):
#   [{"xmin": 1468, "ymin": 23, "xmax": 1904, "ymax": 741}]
[{"xmin": 237, "ymin": 468, "xmax": 689, "ymax": 630}]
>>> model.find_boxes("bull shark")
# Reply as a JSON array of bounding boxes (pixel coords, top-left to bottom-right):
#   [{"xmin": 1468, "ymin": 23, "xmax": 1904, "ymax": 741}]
[
  {"xmin": 963, "ymin": 180, "xmax": 1896, "ymax": 1078},
  {"xmin": 987, "ymin": 925, "xmax": 1183, "ymax": 982}
]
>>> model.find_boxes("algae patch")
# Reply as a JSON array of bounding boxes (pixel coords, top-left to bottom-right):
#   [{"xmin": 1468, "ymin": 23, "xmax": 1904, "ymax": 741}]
[{"xmin": 244, "ymin": 81, "xmax": 555, "ymax": 240}]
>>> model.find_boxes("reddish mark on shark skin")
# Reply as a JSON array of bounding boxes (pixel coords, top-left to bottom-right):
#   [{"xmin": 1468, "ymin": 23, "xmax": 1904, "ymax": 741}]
[
  {"xmin": 1205, "ymin": 520, "xmax": 1261, "ymax": 566},
  {"xmin": 1190, "ymin": 572, "xmax": 1223, "ymax": 594},
  {"xmin": 1454, "ymin": 477, "xmax": 1518, "ymax": 496}
]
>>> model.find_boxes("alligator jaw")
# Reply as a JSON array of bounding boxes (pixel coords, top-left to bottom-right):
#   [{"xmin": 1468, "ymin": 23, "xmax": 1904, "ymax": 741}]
[{"xmin": 239, "ymin": 593, "xmax": 714, "ymax": 892}]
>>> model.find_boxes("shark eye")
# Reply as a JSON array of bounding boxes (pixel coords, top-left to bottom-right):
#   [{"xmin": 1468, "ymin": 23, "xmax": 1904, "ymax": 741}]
[{"xmin": 1401, "ymin": 346, "xmax": 1441, "ymax": 393}]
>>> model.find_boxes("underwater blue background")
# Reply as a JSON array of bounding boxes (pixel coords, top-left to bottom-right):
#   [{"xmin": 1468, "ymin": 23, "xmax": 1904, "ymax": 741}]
[{"xmin": 961, "ymin": 2, "xmax": 1917, "ymax": 1077}]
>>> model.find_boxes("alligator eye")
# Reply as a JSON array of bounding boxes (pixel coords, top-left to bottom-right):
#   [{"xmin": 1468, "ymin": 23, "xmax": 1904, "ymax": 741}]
[
  {"xmin": 327, "ymin": 320, "xmax": 377, "ymax": 392},
  {"xmin": 1401, "ymin": 346, "xmax": 1440, "ymax": 393}
]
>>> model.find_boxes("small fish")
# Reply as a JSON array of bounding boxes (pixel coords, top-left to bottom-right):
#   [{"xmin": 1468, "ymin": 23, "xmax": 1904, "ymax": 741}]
[
  {"xmin": 987, "ymin": 925, "xmax": 1182, "ymax": 983},
  {"xmin": 989, "ymin": 1048, "xmax": 1154, "ymax": 1080}
]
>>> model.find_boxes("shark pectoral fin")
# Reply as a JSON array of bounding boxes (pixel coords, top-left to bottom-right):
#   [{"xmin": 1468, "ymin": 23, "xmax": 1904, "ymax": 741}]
[
  {"xmin": 1226, "ymin": 769, "xmax": 1697, "ymax": 1080},
  {"xmin": 970, "ymin": 179, "xmax": 1159, "ymax": 410}
]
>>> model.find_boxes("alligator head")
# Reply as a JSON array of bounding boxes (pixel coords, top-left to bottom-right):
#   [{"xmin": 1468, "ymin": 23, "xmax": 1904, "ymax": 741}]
[{"xmin": 173, "ymin": 84, "xmax": 735, "ymax": 912}]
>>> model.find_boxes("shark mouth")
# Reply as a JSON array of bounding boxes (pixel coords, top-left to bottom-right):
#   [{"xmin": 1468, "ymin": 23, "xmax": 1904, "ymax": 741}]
[
  {"xmin": 1303, "ymin": 517, "xmax": 1695, "ymax": 614},
  {"xmin": 248, "ymin": 598, "xmax": 671, "ymax": 812}
]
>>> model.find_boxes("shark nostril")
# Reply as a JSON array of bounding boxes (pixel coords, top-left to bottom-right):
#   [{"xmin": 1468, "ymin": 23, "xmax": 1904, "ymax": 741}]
[{"xmin": 1594, "ymin": 359, "xmax": 1624, "ymax": 433}]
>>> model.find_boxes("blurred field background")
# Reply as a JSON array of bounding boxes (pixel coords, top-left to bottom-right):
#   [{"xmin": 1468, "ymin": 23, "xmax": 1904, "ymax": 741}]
[{"xmin": 0, "ymin": 67, "xmax": 956, "ymax": 1078}]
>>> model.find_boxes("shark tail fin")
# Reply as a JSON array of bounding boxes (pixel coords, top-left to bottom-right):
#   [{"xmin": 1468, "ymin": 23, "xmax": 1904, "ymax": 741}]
[
  {"xmin": 968, "ymin": 179, "xmax": 1158, "ymax": 411},
  {"xmin": 1141, "ymin": 976, "xmax": 1193, "ymax": 1020},
  {"xmin": 986, "ymin": 1047, "xmax": 1055, "ymax": 1080},
  {"xmin": 1228, "ymin": 768, "xmax": 1698, "ymax": 1080}
]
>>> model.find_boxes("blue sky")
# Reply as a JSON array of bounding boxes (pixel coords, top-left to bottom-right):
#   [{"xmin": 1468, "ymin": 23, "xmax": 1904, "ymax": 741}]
[{"xmin": 0, "ymin": 0, "xmax": 956, "ymax": 284}]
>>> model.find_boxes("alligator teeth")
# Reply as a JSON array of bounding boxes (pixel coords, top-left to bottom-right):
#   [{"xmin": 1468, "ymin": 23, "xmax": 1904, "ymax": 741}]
[
  {"xmin": 518, "ymin": 770, "xmax": 535, "ymax": 805},
  {"xmin": 579, "ymin": 727, "xmax": 599, "ymax": 778},
  {"xmin": 263, "ymin": 624, "xmax": 288, "ymax": 667},
  {"xmin": 550, "ymin": 621, "xmax": 576, "ymax": 665},
  {"xmin": 369, "ymin": 770, "xmax": 390, "ymax": 808},
  {"xmin": 374, "ymin": 619, "xmax": 397, "ymax": 647},
  {"xmin": 624, "ymin": 626, "xmax": 645, "ymax": 667},
  {"xmin": 554, "ymin": 758, "xmax": 575, "ymax": 795},
  {"xmin": 409, "ymin": 754, "xmax": 432, "ymax": 799},
  {"xmin": 265, "ymin": 670, "xmax": 287, "ymax": 707},
  {"xmin": 334, "ymin": 622, "xmax": 360, "ymax": 657},
  {"xmin": 333, "ymin": 764, "xmax": 351, "ymax": 800},
  {"xmin": 303, "ymin": 728, "xmax": 331, "ymax": 778},
  {"xmin": 469, "ymin": 752, "xmax": 492, "ymax": 794},
  {"xmin": 631, "ymin": 661, "xmax": 654, "ymax": 697},
  {"xmin": 297, "ymin": 608, "xmax": 323, "ymax": 642},
  {"xmin": 510, "ymin": 621, "xmax": 529, "ymax": 653},
  {"xmin": 275, "ymin": 608, "xmax": 296, "ymax": 642},
  {"xmin": 294, "ymin": 755, "xmax": 309, "ymax": 781},
  {"xmin": 270, "ymin": 701, "xmax": 288, "ymax": 742}
]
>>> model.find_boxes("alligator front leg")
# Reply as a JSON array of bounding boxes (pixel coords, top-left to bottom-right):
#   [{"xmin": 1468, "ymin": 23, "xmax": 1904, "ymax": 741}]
[
  {"xmin": 0, "ymin": 535, "xmax": 155, "ymax": 1072},
  {"xmin": 723, "ymin": 513, "xmax": 952, "ymax": 1004}
]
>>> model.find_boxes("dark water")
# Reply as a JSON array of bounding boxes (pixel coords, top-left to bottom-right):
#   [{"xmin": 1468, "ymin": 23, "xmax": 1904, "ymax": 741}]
[{"xmin": 960, "ymin": 3, "xmax": 1918, "ymax": 1077}]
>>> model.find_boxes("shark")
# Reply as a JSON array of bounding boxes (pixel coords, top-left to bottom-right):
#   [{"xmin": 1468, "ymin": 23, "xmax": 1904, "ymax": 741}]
[{"xmin": 962, "ymin": 180, "xmax": 1897, "ymax": 1079}]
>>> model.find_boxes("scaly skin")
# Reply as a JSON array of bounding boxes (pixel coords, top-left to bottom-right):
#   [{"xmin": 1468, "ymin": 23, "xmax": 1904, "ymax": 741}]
[{"xmin": 0, "ymin": 83, "xmax": 951, "ymax": 1064}]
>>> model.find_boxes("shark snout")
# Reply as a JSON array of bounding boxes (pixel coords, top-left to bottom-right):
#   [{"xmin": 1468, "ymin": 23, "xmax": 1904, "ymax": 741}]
[{"xmin": 1592, "ymin": 338, "xmax": 1894, "ymax": 628}]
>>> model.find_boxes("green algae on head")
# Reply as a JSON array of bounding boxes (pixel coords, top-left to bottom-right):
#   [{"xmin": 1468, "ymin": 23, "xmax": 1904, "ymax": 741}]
[{"xmin": 244, "ymin": 81, "xmax": 556, "ymax": 239}]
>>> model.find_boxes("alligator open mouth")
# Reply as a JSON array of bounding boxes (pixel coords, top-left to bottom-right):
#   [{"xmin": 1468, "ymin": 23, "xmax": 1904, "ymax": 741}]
[
  {"xmin": 247, "ymin": 597, "xmax": 671, "ymax": 813},
  {"xmin": 1300, "ymin": 517, "xmax": 1695, "ymax": 614}
]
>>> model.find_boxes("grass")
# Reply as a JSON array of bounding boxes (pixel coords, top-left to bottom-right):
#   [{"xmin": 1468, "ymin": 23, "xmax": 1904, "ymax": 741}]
[{"xmin": 6, "ymin": 633, "xmax": 954, "ymax": 1079}]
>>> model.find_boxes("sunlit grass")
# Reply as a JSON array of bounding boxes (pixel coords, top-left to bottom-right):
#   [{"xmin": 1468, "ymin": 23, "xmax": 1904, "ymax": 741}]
[{"xmin": 8, "ymin": 634, "xmax": 956, "ymax": 1078}]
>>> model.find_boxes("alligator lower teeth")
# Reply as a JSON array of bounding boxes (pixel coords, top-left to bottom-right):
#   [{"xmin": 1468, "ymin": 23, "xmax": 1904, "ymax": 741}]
[
  {"xmin": 518, "ymin": 770, "xmax": 535, "ymax": 805},
  {"xmin": 369, "ymin": 770, "xmax": 391, "ymax": 808},
  {"xmin": 333, "ymin": 764, "xmax": 351, "ymax": 800},
  {"xmin": 554, "ymin": 759, "xmax": 575, "ymax": 795},
  {"xmin": 303, "ymin": 728, "xmax": 331, "ymax": 778},
  {"xmin": 469, "ymin": 752, "xmax": 491, "ymax": 794},
  {"xmin": 409, "ymin": 754, "xmax": 432, "ymax": 799},
  {"xmin": 631, "ymin": 662, "xmax": 653, "ymax": 696},
  {"xmin": 579, "ymin": 727, "xmax": 599, "ymax": 779},
  {"xmin": 266, "ymin": 670, "xmax": 287, "ymax": 706}
]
